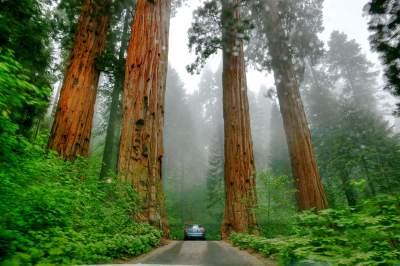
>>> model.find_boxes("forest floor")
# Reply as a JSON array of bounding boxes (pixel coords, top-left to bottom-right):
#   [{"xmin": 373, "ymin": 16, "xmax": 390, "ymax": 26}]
[{"xmin": 98, "ymin": 241, "xmax": 276, "ymax": 265}]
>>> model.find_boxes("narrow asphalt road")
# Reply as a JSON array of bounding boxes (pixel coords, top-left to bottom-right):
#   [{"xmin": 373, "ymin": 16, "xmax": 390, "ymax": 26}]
[{"xmin": 125, "ymin": 240, "xmax": 275, "ymax": 266}]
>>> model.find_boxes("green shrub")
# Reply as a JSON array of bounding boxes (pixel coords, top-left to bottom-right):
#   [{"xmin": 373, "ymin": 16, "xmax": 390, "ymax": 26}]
[
  {"xmin": 0, "ymin": 141, "xmax": 162, "ymax": 265},
  {"xmin": 230, "ymin": 194, "xmax": 400, "ymax": 265},
  {"xmin": 0, "ymin": 49, "xmax": 50, "ymax": 160}
]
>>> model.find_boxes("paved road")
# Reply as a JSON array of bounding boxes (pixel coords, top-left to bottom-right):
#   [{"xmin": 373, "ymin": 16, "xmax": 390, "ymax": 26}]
[{"xmin": 126, "ymin": 241, "xmax": 275, "ymax": 266}]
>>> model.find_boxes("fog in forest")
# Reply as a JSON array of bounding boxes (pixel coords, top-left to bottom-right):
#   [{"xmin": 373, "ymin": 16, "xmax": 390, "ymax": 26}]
[
  {"xmin": 2, "ymin": 0, "xmax": 399, "ymax": 263},
  {"xmin": 80, "ymin": 0, "xmax": 400, "ymax": 239}
]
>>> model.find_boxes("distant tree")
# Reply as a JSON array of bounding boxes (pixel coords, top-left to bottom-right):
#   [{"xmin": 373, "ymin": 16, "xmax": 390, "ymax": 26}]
[
  {"xmin": 326, "ymin": 31, "xmax": 378, "ymax": 110},
  {"xmin": 248, "ymin": 0, "xmax": 328, "ymax": 210},
  {"xmin": 48, "ymin": 0, "xmax": 113, "ymax": 160},
  {"xmin": 304, "ymin": 32, "xmax": 400, "ymax": 207},
  {"xmin": 164, "ymin": 67, "xmax": 200, "ymax": 179},
  {"xmin": 197, "ymin": 65, "xmax": 225, "ymax": 224},
  {"xmin": 365, "ymin": 0, "xmax": 400, "ymax": 113},
  {"xmin": 100, "ymin": 8, "xmax": 133, "ymax": 178},
  {"xmin": 117, "ymin": 0, "xmax": 172, "ymax": 235},
  {"xmin": 206, "ymin": 131, "xmax": 224, "ymax": 223},
  {"xmin": 198, "ymin": 65, "xmax": 223, "ymax": 139},
  {"xmin": 249, "ymin": 89, "xmax": 272, "ymax": 171},
  {"xmin": 163, "ymin": 67, "xmax": 195, "ymax": 235},
  {"xmin": 268, "ymin": 102, "xmax": 291, "ymax": 177}
]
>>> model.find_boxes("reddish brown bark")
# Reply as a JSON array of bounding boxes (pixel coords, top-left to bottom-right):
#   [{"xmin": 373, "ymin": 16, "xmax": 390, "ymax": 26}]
[
  {"xmin": 117, "ymin": 0, "xmax": 171, "ymax": 236},
  {"xmin": 273, "ymin": 65, "xmax": 328, "ymax": 210},
  {"xmin": 264, "ymin": 1, "xmax": 328, "ymax": 210},
  {"xmin": 48, "ymin": 0, "xmax": 112, "ymax": 160},
  {"xmin": 221, "ymin": 0, "xmax": 258, "ymax": 239}
]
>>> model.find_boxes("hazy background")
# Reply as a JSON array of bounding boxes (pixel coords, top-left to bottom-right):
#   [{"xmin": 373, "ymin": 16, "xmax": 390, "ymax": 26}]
[{"xmin": 168, "ymin": 0, "xmax": 382, "ymax": 94}]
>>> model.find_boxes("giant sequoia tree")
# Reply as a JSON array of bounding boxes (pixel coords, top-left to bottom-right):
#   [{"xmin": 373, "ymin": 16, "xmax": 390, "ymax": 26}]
[
  {"xmin": 248, "ymin": 0, "xmax": 328, "ymax": 210},
  {"xmin": 189, "ymin": 0, "xmax": 258, "ymax": 238},
  {"xmin": 48, "ymin": 0, "xmax": 112, "ymax": 160},
  {"xmin": 117, "ymin": 0, "xmax": 171, "ymax": 235}
]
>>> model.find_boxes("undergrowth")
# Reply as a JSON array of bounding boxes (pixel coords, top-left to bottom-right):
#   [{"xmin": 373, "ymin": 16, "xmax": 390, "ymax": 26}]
[
  {"xmin": 230, "ymin": 194, "xmax": 400, "ymax": 265},
  {"xmin": 0, "ymin": 137, "xmax": 162, "ymax": 266}
]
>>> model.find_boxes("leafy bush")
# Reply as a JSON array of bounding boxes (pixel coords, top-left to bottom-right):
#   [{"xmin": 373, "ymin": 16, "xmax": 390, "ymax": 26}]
[
  {"xmin": 230, "ymin": 194, "xmax": 400, "ymax": 265},
  {"xmin": 0, "ymin": 49, "xmax": 50, "ymax": 160},
  {"xmin": 256, "ymin": 170, "xmax": 297, "ymax": 237},
  {"xmin": 0, "ymin": 139, "xmax": 162, "ymax": 266}
]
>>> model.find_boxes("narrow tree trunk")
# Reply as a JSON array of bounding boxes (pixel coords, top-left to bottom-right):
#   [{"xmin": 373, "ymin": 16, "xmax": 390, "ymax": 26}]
[
  {"xmin": 117, "ymin": 0, "xmax": 171, "ymax": 236},
  {"xmin": 361, "ymin": 157, "xmax": 376, "ymax": 197},
  {"xmin": 221, "ymin": 0, "xmax": 258, "ymax": 239},
  {"xmin": 48, "ymin": 82, "xmax": 62, "ymax": 128},
  {"xmin": 48, "ymin": 0, "xmax": 112, "ymax": 160},
  {"xmin": 263, "ymin": 1, "xmax": 328, "ymax": 211},
  {"xmin": 100, "ymin": 11, "xmax": 131, "ymax": 178},
  {"xmin": 340, "ymin": 170, "xmax": 357, "ymax": 206}
]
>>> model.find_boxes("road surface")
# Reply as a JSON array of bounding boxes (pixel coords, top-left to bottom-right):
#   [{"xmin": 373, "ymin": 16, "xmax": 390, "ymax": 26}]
[{"xmin": 124, "ymin": 240, "xmax": 275, "ymax": 266}]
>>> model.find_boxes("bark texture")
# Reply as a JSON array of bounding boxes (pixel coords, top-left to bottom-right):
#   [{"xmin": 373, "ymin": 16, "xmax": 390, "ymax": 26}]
[
  {"xmin": 264, "ymin": 1, "xmax": 328, "ymax": 210},
  {"xmin": 273, "ymin": 64, "xmax": 328, "ymax": 210},
  {"xmin": 221, "ymin": 0, "xmax": 258, "ymax": 239},
  {"xmin": 117, "ymin": 0, "xmax": 171, "ymax": 236},
  {"xmin": 48, "ymin": 0, "xmax": 112, "ymax": 160},
  {"xmin": 100, "ymin": 12, "xmax": 131, "ymax": 178}
]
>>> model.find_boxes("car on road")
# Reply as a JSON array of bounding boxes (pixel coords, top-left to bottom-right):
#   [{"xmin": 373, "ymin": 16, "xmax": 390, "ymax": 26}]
[{"xmin": 184, "ymin": 224, "xmax": 206, "ymax": 240}]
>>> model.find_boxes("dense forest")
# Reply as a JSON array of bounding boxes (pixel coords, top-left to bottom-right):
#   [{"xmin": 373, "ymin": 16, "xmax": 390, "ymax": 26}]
[{"xmin": 0, "ymin": 0, "xmax": 399, "ymax": 265}]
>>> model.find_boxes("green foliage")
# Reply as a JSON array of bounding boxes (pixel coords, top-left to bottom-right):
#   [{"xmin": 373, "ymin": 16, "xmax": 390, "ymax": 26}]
[
  {"xmin": 248, "ymin": 0, "xmax": 324, "ymax": 75},
  {"xmin": 206, "ymin": 131, "xmax": 224, "ymax": 225},
  {"xmin": 256, "ymin": 170, "xmax": 296, "ymax": 237},
  {"xmin": 0, "ymin": 50, "xmax": 50, "ymax": 160},
  {"xmin": 231, "ymin": 194, "xmax": 400, "ymax": 265},
  {"xmin": 0, "ymin": 0, "xmax": 53, "ymax": 134},
  {"xmin": 304, "ymin": 31, "xmax": 400, "ymax": 207},
  {"xmin": 0, "ymin": 138, "xmax": 161, "ymax": 265},
  {"xmin": 0, "ymin": 0, "xmax": 52, "ymax": 86},
  {"xmin": 365, "ymin": 0, "xmax": 400, "ymax": 113},
  {"xmin": 187, "ymin": 0, "xmax": 253, "ymax": 74}
]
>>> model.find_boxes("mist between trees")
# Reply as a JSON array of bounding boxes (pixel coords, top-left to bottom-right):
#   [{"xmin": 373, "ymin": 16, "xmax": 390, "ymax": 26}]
[{"xmin": 1, "ymin": 0, "xmax": 399, "ymax": 265}]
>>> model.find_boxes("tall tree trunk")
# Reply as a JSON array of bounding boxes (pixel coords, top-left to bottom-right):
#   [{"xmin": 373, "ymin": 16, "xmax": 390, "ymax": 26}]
[
  {"xmin": 273, "ymin": 63, "xmax": 328, "ymax": 210},
  {"xmin": 221, "ymin": 0, "xmax": 258, "ymax": 239},
  {"xmin": 263, "ymin": 1, "xmax": 328, "ymax": 210},
  {"xmin": 48, "ymin": 0, "xmax": 112, "ymax": 160},
  {"xmin": 264, "ymin": 0, "xmax": 328, "ymax": 210},
  {"xmin": 100, "ymin": 11, "xmax": 131, "ymax": 178},
  {"xmin": 117, "ymin": 0, "xmax": 171, "ymax": 236}
]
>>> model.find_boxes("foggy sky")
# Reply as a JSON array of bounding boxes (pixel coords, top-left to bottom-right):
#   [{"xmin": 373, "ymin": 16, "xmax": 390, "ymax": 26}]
[{"xmin": 168, "ymin": 0, "xmax": 382, "ymax": 94}]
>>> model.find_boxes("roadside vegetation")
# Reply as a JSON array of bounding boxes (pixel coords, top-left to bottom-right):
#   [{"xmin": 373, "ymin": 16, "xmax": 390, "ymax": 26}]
[
  {"xmin": 1, "ymin": 0, "xmax": 400, "ymax": 265},
  {"xmin": 0, "ymin": 51, "xmax": 161, "ymax": 265},
  {"xmin": 231, "ymin": 194, "xmax": 400, "ymax": 265}
]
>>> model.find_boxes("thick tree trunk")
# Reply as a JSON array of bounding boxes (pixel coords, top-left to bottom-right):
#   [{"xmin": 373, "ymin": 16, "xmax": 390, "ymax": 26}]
[
  {"xmin": 100, "ymin": 12, "xmax": 131, "ymax": 178},
  {"xmin": 264, "ymin": 1, "xmax": 328, "ymax": 210},
  {"xmin": 48, "ymin": 0, "xmax": 112, "ymax": 160},
  {"xmin": 117, "ymin": 0, "xmax": 171, "ymax": 236},
  {"xmin": 221, "ymin": 0, "xmax": 258, "ymax": 239}
]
